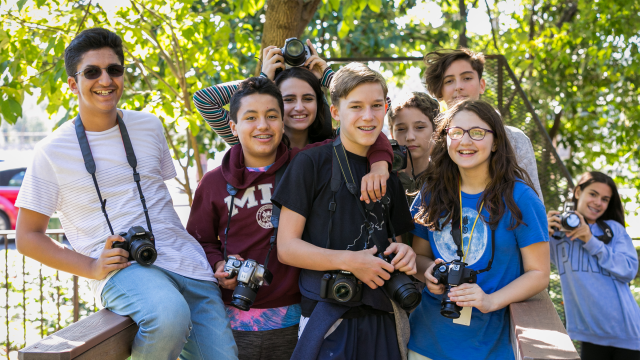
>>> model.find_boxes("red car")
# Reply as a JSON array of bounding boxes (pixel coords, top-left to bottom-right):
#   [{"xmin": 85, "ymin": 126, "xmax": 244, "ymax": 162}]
[{"xmin": 0, "ymin": 168, "xmax": 25, "ymax": 230}]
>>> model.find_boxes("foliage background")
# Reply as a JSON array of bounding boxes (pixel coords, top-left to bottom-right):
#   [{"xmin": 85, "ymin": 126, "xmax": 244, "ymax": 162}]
[{"xmin": 1, "ymin": 0, "xmax": 639, "ymax": 356}]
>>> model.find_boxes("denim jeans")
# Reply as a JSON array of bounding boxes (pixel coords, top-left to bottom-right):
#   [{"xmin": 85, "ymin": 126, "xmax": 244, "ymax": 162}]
[{"xmin": 101, "ymin": 264, "xmax": 238, "ymax": 360}]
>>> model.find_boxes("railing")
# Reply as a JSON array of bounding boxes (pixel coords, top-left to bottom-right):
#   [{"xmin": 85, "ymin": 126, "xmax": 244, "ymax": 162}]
[{"xmin": 1, "ymin": 230, "xmax": 96, "ymax": 360}]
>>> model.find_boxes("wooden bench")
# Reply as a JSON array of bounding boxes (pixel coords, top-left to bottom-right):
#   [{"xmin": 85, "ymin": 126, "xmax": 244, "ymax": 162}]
[{"xmin": 20, "ymin": 291, "xmax": 578, "ymax": 360}]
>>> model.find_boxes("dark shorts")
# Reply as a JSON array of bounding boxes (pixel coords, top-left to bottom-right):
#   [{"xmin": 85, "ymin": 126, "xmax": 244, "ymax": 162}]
[
  {"xmin": 316, "ymin": 313, "xmax": 401, "ymax": 360},
  {"xmin": 233, "ymin": 325, "xmax": 298, "ymax": 360},
  {"xmin": 581, "ymin": 341, "xmax": 640, "ymax": 360}
]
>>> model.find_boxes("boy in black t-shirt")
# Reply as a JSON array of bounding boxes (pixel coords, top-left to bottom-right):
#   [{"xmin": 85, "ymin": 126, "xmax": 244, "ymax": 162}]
[{"xmin": 272, "ymin": 63, "xmax": 416, "ymax": 360}]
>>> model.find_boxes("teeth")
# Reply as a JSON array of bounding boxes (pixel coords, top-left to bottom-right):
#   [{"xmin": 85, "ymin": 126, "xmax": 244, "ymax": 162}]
[
  {"xmin": 292, "ymin": 115, "xmax": 307, "ymax": 119},
  {"xmin": 359, "ymin": 126, "xmax": 375, "ymax": 130},
  {"xmin": 459, "ymin": 150, "xmax": 475, "ymax": 154},
  {"xmin": 254, "ymin": 135, "xmax": 272, "ymax": 139},
  {"xmin": 95, "ymin": 90, "xmax": 113, "ymax": 95}
]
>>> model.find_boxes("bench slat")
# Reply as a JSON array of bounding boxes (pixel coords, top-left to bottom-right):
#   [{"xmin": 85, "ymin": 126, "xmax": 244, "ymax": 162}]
[
  {"xmin": 19, "ymin": 309, "xmax": 137, "ymax": 360},
  {"xmin": 510, "ymin": 291, "xmax": 580, "ymax": 360}
]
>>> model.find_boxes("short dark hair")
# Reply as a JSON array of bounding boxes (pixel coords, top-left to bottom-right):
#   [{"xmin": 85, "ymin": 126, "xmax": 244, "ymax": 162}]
[
  {"xmin": 572, "ymin": 172, "xmax": 626, "ymax": 226},
  {"xmin": 64, "ymin": 28, "xmax": 125, "ymax": 78},
  {"xmin": 423, "ymin": 49, "xmax": 485, "ymax": 99},
  {"xmin": 229, "ymin": 77, "xmax": 285, "ymax": 123},
  {"xmin": 388, "ymin": 92, "xmax": 440, "ymax": 131}
]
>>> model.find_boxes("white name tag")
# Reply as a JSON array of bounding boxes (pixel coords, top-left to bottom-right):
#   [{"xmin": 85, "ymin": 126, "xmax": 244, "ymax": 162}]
[{"xmin": 453, "ymin": 306, "xmax": 472, "ymax": 326}]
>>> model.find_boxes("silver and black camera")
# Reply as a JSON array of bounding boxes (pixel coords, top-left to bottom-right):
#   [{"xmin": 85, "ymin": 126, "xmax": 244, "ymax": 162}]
[
  {"xmin": 552, "ymin": 202, "xmax": 581, "ymax": 239},
  {"xmin": 223, "ymin": 256, "xmax": 273, "ymax": 311},
  {"xmin": 113, "ymin": 226, "xmax": 157, "ymax": 266},
  {"xmin": 320, "ymin": 270, "xmax": 363, "ymax": 303},
  {"xmin": 432, "ymin": 260, "xmax": 477, "ymax": 319}
]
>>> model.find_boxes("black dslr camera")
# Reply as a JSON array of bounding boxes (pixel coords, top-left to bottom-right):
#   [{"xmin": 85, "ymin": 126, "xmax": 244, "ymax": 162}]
[
  {"xmin": 280, "ymin": 38, "xmax": 311, "ymax": 67},
  {"xmin": 224, "ymin": 256, "xmax": 273, "ymax": 311},
  {"xmin": 551, "ymin": 202, "xmax": 581, "ymax": 239},
  {"xmin": 389, "ymin": 139, "xmax": 408, "ymax": 172},
  {"xmin": 113, "ymin": 226, "xmax": 157, "ymax": 266},
  {"xmin": 320, "ymin": 271, "xmax": 363, "ymax": 303},
  {"xmin": 377, "ymin": 252, "xmax": 422, "ymax": 311},
  {"xmin": 432, "ymin": 260, "xmax": 477, "ymax": 319}
]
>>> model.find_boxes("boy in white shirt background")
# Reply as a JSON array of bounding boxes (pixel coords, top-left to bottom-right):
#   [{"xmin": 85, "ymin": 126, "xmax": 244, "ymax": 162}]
[{"xmin": 14, "ymin": 28, "xmax": 237, "ymax": 360}]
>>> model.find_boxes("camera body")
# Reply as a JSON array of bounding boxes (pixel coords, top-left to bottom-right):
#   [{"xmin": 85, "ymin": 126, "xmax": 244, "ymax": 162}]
[
  {"xmin": 113, "ymin": 226, "xmax": 157, "ymax": 266},
  {"xmin": 377, "ymin": 252, "xmax": 422, "ymax": 311},
  {"xmin": 389, "ymin": 139, "xmax": 408, "ymax": 172},
  {"xmin": 280, "ymin": 37, "xmax": 311, "ymax": 67},
  {"xmin": 223, "ymin": 256, "xmax": 273, "ymax": 311},
  {"xmin": 552, "ymin": 202, "xmax": 581, "ymax": 239},
  {"xmin": 320, "ymin": 270, "xmax": 363, "ymax": 303},
  {"xmin": 432, "ymin": 260, "xmax": 477, "ymax": 319}
]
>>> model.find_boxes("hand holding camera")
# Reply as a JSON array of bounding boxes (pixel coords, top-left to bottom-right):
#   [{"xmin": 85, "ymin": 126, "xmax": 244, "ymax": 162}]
[
  {"xmin": 383, "ymin": 242, "xmax": 417, "ymax": 275},
  {"xmin": 344, "ymin": 246, "xmax": 393, "ymax": 290},
  {"xmin": 91, "ymin": 234, "xmax": 131, "ymax": 280},
  {"xmin": 424, "ymin": 259, "xmax": 446, "ymax": 295},
  {"xmin": 303, "ymin": 39, "xmax": 329, "ymax": 80},
  {"xmin": 261, "ymin": 46, "xmax": 286, "ymax": 80},
  {"xmin": 214, "ymin": 254, "xmax": 245, "ymax": 290},
  {"xmin": 547, "ymin": 204, "xmax": 592, "ymax": 243},
  {"xmin": 448, "ymin": 283, "xmax": 496, "ymax": 314}
]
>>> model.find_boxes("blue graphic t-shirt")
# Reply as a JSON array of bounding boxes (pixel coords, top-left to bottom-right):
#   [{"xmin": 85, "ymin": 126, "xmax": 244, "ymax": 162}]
[{"xmin": 408, "ymin": 181, "xmax": 548, "ymax": 360}]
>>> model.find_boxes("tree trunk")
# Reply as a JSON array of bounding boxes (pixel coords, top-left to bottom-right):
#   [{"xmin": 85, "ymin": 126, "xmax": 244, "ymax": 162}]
[
  {"xmin": 458, "ymin": 0, "xmax": 468, "ymax": 48},
  {"xmin": 255, "ymin": 0, "xmax": 323, "ymax": 75}
]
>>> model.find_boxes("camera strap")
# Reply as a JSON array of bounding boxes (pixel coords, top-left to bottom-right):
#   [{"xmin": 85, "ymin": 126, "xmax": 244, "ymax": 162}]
[
  {"xmin": 74, "ymin": 113, "xmax": 153, "ymax": 236},
  {"xmin": 595, "ymin": 220, "xmax": 614, "ymax": 244},
  {"xmin": 452, "ymin": 215, "xmax": 496, "ymax": 276},
  {"xmin": 223, "ymin": 163, "xmax": 288, "ymax": 269},
  {"xmin": 330, "ymin": 137, "xmax": 387, "ymax": 250}
]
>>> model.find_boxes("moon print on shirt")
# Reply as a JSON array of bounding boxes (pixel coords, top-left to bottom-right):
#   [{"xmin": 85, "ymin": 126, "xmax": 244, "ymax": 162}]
[{"xmin": 433, "ymin": 207, "xmax": 488, "ymax": 265}]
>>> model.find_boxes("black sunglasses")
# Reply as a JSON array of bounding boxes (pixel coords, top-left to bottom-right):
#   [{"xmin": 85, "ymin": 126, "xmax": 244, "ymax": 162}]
[{"xmin": 73, "ymin": 65, "xmax": 125, "ymax": 80}]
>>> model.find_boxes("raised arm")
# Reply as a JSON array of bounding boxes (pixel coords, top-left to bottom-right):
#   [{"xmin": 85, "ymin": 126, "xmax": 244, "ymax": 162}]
[{"xmin": 193, "ymin": 80, "xmax": 242, "ymax": 146}]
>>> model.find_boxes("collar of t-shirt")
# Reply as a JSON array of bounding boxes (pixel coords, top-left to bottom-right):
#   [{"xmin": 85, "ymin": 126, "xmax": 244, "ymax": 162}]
[{"xmin": 246, "ymin": 163, "xmax": 274, "ymax": 172}]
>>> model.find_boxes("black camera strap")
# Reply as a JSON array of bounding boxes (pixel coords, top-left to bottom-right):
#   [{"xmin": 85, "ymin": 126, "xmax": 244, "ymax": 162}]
[
  {"xmin": 223, "ymin": 163, "xmax": 288, "ymax": 269},
  {"xmin": 595, "ymin": 220, "xmax": 614, "ymax": 244},
  {"xmin": 451, "ymin": 216, "xmax": 497, "ymax": 275},
  {"xmin": 330, "ymin": 137, "xmax": 391, "ymax": 251},
  {"xmin": 74, "ymin": 113, "xmax": 153, "ymax": 236}
]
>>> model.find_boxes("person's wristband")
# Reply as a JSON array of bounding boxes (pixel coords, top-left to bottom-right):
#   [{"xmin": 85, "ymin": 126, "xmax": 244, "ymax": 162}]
[{"xmin": 259, "ymin": 72, "xmax": 269, "ymax": 79}]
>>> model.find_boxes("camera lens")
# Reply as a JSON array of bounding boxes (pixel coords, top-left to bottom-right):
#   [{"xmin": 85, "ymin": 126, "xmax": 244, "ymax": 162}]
[
  {"xmin": 332, "ymin": 279, "xmax": 356, "ymax": 302},
  {"xmin": 231, "ymin": 283, "xmax": 258, "ymax": 311},
  {"xmin": 130, "ymin": 238, "xmax": 157, "ymax": 266},
  {"xmin": 563, "ymin": 213, "xmax": 581, "ymax": 230},
  {"xmin": 384, "ymin": 272, "xmax": 422, "ymax": 311},
  {"xmin": 440, "ymin": 287, "xmax": 462, "ymax": 319},
  {"xmin": 283, "ymin": 39, "xmax": 307, "ymax": 67}
]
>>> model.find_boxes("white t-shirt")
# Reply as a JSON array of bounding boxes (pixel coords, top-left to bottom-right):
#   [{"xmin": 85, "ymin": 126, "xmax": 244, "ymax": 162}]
[{"xmin": 15, "ymin": 109, "xmax": 215, "ymax": 304}]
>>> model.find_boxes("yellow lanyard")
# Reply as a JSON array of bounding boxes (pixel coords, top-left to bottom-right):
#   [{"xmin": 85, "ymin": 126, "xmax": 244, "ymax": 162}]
[{"xmin": 459, "ymin": 181, "xmax": 484, "ymax": 262}]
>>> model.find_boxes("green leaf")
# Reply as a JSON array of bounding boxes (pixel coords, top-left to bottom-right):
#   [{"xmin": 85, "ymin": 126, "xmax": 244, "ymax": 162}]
[
  {"xmin": 368, "ymin": 0, "xmax": 382, "ymax": 13},
  {"xmin": 17, "ymin": 0, "xmax": 28, "ymax": 11}
]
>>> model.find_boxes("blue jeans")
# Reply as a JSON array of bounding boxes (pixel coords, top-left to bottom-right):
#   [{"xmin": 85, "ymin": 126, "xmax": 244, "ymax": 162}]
[{"xmin": 101, "ymin": 264, "xmax": 238, "ymax": 360}]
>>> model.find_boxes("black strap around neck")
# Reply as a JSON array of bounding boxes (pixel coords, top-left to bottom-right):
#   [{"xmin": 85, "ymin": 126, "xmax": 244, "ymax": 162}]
[
  {"xmin": 595, "ymin": 220, "xmax": 614, "ymax": 244},
  {"xmin": 75, "ymin": 113, "xmax": 153, "ymax": 235},
  {"xmin": 451, "ymin": 215, "xmax": 496, "ymax": 275},
  {"xmin": 223, "ymin": 163, "xmax": 288, "ymax": 270},
  {"xmin": 330, "ymin": 137, "xmax": 388, "ymax": 251}
]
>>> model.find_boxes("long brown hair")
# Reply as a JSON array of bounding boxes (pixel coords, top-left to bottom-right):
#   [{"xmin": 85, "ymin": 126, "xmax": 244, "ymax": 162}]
[
  {"xmin": 414, "ymin": 100, "xmax": 537, "ymax": 231},
  {"xmin": 573, "ymin": 172, "xmax": 626, "ymax": 226}
]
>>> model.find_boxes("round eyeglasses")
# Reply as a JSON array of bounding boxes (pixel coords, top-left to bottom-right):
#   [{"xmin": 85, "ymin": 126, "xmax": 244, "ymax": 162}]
[
  {"xmin": 73, "ymin": 65, "xmax": 125, "ymax": 80},
  {"xmin": 445, "ymin": 126, "xmax": 494, "ymax": 141}
]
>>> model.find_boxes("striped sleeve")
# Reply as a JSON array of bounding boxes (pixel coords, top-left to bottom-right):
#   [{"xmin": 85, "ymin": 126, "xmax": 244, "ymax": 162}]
[
  {"xmin": 193, "ymin": 81, "xmax": 243, "ymax": 146},
  {"xmin": 321, "ymin": 68, "xmax": 334, "ymax": 88},
  {"xmin": 15, "ymin": 147, "xmax": 59, "ymax": 217}
]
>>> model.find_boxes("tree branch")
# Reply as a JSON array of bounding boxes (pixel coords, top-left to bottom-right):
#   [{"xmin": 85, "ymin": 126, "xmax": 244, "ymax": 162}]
[
  {"xmin": 75, "ymin": 2, "xmax": 92, "ymax": 37},
  {"xmin": 5, "ymin": 14, "xmax": 65, "ymax": 32},
  {"xmin": 124, "ymin": 48, "xmax": 183, "ymax": 100},
  {"xmin": 484, "ymin": 0, "xmax": 500, "ymax": 53}
]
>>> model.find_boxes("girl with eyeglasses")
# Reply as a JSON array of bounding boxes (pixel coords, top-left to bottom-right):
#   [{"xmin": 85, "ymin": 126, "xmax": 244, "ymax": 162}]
[
  {"xmin": 407, "ymin": 100, "xmax": 550, "ymax": 360},
  {"xmin": 548, "ymin": 172, "xmax": 640, "ymax": 360}
]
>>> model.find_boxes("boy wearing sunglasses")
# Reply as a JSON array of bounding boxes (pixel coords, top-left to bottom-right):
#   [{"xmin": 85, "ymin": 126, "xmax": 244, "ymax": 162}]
[
  {"xmin": 423, "ymin": 48, "xmax": 543, "ymax": 200},
  {"xmin": 15, "ymin": 28, "xmax": 238, "ymax": 360}
]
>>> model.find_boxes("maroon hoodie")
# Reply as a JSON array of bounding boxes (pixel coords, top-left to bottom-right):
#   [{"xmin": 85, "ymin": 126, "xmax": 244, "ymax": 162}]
[{"xmin": 187, "ymin": 136, "xmax": 393, "ymax": 309}]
